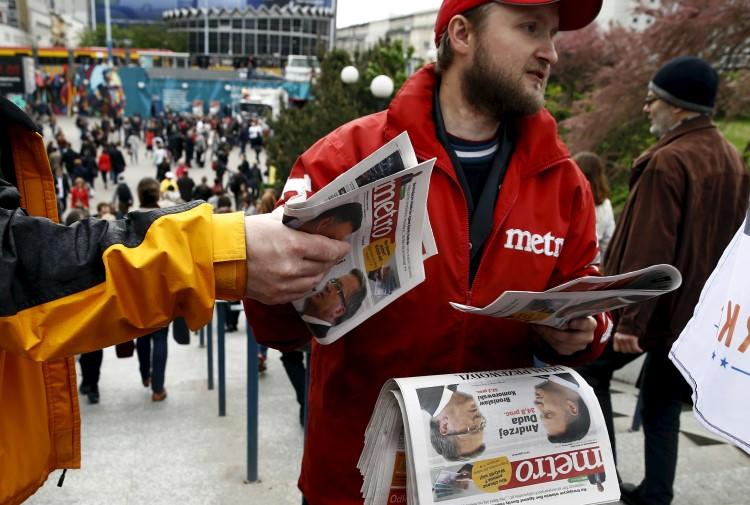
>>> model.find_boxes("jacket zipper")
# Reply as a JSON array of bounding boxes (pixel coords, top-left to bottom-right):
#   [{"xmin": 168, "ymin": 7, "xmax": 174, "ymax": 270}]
[{"xmin": 469, "ymin": 159, "xmax": 563, "ymax": 298}]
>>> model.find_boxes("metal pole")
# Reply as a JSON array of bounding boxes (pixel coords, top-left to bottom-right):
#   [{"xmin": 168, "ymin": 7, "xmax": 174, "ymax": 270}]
[
  {"xmin": 67, "ymin": 47, "xmax": 75, "ymax": 117},
  {"xmin": 217, "ymin": 302, "xmax": 226, "ymax": 417},
  {"xmin": 207, "ymin": 309, "xmax": 214, "ymax": 390},
  {"xmin": 204, "ymin": 0, "xmax": 209, "ymax": 58},
  {"xmin": 329, "ymin": 0, "xmax": 337, "ymax": 51},
  {"xmin": 199, "ymin": 326, "xmax": 205, "ymax": 348},
  {"xmin": 90, "ymin": 0, "xmax": 97, "ymax": 31},
  {"xmin": 246, "ymin": 315, "xmax": 259, "ymax": 483},
  {"xmin": 104, "ymin": 0, "xmax": 112, "ymax": 64}
]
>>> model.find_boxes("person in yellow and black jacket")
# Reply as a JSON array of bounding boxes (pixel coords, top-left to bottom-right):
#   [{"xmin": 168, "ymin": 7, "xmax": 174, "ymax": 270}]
[{"xmin": 0, "ymin": 96, "xmax": 350, "ymax": 505}]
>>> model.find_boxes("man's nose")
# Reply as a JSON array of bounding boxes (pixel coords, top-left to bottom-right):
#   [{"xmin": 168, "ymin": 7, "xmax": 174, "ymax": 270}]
[{"xmin": 537, "ymin": 36, "xmax": 559, "ymax": 66}]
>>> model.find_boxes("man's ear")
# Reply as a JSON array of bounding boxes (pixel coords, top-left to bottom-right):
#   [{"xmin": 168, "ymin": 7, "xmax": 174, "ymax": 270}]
[
  {"xmin": 566, "ymin": 399, "xmax": 579, "ymax": 416},
  {"xmin": 447, "ymin": 15, "xmax": 472, "ymax": 57},
  {"xmin": 332, "ymin": 304, "xmax": 346, "ymax": 319},
  {"xmin": 438, "ymin": 415, "xmax": 451, "ymax": 436}
]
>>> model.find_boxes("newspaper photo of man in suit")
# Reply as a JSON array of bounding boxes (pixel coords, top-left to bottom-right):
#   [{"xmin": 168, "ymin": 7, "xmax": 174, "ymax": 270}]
[{"xmin": 418, "ymin": 385, "xmax": 487, "ymax": 461}]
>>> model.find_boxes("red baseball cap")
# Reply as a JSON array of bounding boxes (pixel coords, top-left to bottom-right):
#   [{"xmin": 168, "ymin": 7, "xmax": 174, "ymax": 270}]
[{"xmin": 434, "ymin": 0, "xmax": 603, "ymax": 46}]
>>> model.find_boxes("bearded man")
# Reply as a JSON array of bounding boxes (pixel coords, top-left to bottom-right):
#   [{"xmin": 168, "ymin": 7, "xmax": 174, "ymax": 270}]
[{"xmin": 246, "ymin": 1, "xmax": 611, "ymax": 504}]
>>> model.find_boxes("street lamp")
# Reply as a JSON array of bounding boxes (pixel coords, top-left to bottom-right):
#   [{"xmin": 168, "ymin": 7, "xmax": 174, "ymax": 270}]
[
  {"xmin": 340, "ymin": 65, "xmax": 359, "ymax": 84},
  {"xmin": 370, "ymin": 75, "xmax": 394, "ymax": 99}
]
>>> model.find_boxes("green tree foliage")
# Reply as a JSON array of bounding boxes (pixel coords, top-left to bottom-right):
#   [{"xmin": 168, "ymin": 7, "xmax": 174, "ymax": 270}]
[
  {"xmin": 78, "ymin": 25, "xmax": 188, "ymax": 52},
  {"xmin": 549, "ymin": 0, "xmax": 750, "ymax": 212},
  {"xmin": 266, "ymin": 39, "xmax": 412, "ymax": 186}
]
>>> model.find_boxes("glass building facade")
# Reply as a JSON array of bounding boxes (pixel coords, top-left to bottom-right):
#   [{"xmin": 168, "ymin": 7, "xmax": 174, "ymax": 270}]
[{"xmin": 162, "ymin": 4, "xmax": 333, "ymax": 66}]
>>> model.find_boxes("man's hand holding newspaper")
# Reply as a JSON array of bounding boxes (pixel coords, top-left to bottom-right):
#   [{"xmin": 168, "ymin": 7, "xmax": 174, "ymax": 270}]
[
  {"xmin": 281, "ymin": 132, "xmax": 437, "ymax": 345},
  {"xmin": 533, "ymin": 317, "xmax": 598, "ymax": 356}
]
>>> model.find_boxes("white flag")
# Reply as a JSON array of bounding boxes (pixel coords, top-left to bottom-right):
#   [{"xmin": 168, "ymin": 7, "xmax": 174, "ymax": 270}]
[{"xmin": 670, "ymin": 210, "xmax": 750, "ymax": 454}]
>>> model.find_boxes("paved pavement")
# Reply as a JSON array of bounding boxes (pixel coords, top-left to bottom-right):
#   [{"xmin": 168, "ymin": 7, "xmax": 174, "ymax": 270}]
[{"xmin": 25, "ymin": 117, "xmax": 750, "ymax": 504}]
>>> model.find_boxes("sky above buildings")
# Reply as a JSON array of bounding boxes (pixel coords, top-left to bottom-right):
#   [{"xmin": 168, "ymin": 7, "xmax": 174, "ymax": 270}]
[{"xmin": 336, "ymin": 0, "xmax": 439, "ymax": 28}]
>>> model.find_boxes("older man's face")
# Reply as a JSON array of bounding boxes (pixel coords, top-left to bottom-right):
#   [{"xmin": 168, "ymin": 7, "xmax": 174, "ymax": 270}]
[
  {"xmin": 437, "ymin": 391, "xmax": 487, "ymax": 456},
  {"xmin": 302, "ymin": 273, "xmax": 360, "ymax": 324},
  {"xmin": 643, "ymin": 92, "xmax": 676, "ymax": 138},
  {"xmin": 461, "ymin": 2, "xmax": 560, "ymax": 118}
]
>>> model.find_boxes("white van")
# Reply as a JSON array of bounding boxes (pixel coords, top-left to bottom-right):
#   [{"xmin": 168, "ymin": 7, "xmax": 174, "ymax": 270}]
[
  {"xmin": 284, "ymin": 55, "xmax": 320, "ymax": 83},
  {"xmin": 236, "ymin": 87, "xmax": 289, "ymax": 120}
]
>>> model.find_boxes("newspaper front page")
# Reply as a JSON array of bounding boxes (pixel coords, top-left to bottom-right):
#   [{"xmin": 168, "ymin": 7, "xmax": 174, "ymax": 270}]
[
  {"xmin": 360, "ymin": 367, "xmax": 619, "ymax": 505},
  {"xmin": 284, "ymin": 157, "xmax": 435, "ymax": 345},
  {"xmin": 450, "ymin": 264, "xmax": 682, "ymax": 328},
  {"xmin": 289, "ymin": 131, "xmax": 437, "ymax": 259}
]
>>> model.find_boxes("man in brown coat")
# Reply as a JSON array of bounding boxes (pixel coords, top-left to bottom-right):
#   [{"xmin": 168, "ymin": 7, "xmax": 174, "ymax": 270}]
[{"xmin": 578, "ymin": 56, "xmax": 750, "ymax": 505}]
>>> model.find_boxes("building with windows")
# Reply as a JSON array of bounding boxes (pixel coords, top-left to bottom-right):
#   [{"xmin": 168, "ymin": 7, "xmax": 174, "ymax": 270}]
[
  {"xmin": 335, "ymin": 1, "xmax": 662, "ymax": 65},
  {"xmin": 162, "ymin": 2, "xmax": 333, "ymax": 67},
  {"xmin": 336, "ymin": 9, "xmax": 437, "ymax": 64},
  {"xmin": 0, "ymin": 0, "xmax": 89, "ymax": 46}
]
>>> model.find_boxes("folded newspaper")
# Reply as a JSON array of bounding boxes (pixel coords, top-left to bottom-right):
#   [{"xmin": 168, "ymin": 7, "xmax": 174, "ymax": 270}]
[
  {"xmin": 451, "ymin": 264, "xmax": 682, "ymax": 329},
  {"xmin": 359, "ymin": 366, "xmax": 619, "ymax": 505},
  {"xmin": 283, "ymin": 132, "xmax": 437, "ymax": 345}
]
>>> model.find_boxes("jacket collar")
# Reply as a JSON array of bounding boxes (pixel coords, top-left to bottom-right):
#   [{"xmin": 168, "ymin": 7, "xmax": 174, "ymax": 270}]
[
  {"xmin": 383, "ymin": 64, "xmax": 570, "ymax": 180},
  {"xmin": 0, "ymin": 96, "xmax": 42, "ymax": 134},
  {"xmin": 633, "ymin": 115, "xmax": 715, "ymax": 168}
]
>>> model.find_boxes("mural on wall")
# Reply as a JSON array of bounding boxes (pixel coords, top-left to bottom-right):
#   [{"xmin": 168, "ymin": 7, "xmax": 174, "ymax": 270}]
[{"xmin": 97, "ymin": 0, "xmax": 332, "ymax": 24}]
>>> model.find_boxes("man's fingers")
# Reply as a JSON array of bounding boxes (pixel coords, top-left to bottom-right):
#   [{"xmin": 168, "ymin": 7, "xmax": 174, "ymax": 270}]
[
  {"xmin": 297, "ymin": 232, "xmax": 351, "ymax": 263},
  {"xmin": 249, "ymin": 275, "xmax": 322, "ymax": 305},
  {"xmin": 567, "ymin": 316, "xmax": 597, "ymax": 331},
  {"xmin": 532, "ymin": 324, "xmax": 593, "ymax": 356}
]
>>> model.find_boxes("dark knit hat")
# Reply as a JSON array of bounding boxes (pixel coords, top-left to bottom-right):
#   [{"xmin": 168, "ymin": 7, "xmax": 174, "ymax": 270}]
[{"xmin": 649, "ymin": 56, "xmax": 719, "ymax": 114}]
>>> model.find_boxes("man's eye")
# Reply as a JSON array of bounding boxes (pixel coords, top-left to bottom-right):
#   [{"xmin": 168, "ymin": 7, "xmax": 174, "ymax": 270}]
[{"xmin": 521, "ymin": 23, "xmax": 537, "ymax": 34}]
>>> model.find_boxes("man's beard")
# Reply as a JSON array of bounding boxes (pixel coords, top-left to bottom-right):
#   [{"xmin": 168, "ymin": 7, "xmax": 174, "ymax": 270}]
[{"xmin": 461, "ymin": 44, "xmax": 545, "ymax": 120}]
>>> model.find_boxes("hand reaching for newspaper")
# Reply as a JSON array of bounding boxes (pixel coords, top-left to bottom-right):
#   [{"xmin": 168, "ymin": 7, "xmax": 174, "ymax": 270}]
[
  {"xmin": 244, "ymin": 211, "xmax": 351, "ymax": 305},
  {"xmin": 613, "ymin": 332, "xmax": 644, "ymax": 354},
  {"xmin": 532, "ymin": 316, "xmax": 597, "ymax": 356}
]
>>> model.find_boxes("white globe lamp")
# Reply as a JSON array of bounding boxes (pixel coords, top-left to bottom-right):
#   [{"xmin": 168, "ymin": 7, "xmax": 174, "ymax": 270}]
[
  {"xmin": 340, "ymin": 65, "xmax": 359, "ymax": 84},
  {"xmin": 370, "ymin": 75, "xmax": 394, "ymax": 98}
]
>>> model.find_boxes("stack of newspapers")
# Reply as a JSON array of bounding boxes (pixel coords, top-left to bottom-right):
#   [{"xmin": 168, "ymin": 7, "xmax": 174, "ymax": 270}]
[
  {"xmin": 359, "ymin": 366, "xmax": 621, "ymax": 505},
  {"xmin": 282, "ymin": 132, "xmax": 437, "ymax": 345}
]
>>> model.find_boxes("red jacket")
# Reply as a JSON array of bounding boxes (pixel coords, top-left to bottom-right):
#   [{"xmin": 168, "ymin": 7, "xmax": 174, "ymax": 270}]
[
  {"xmin": 244, "ymin": 65, "xmax": 609, "ymax": 505},
  {"xmin": 98, "ymin": 151, "xmax": 111, "ymax": 172},
  {"xmin": 70, "ymin": 185, "xmax": 89, "ymax": 209}
]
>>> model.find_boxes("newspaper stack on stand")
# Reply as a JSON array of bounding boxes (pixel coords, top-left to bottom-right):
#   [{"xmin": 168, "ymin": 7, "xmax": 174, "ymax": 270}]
[
  {"xmin": 283, "ymin": 132, "xmax": 437, "ymax": 345},
  {"xmin": 451, "ymin": 264, "xmax": 682, "ymax": 328},
  {"xmin": 359, "ymin": 366, "xmax": 620, "ymax": 505}
]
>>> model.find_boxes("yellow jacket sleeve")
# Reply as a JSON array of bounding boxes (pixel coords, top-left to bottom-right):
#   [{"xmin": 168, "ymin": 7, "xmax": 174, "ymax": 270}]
[{"xmin": 0, "ymin": 203, "xmax": 246, "ymax": 361}]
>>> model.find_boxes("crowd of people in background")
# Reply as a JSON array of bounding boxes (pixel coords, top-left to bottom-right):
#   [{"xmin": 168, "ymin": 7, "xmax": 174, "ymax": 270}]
[
  {"xmin": 47, "ymin": 110, "xmax": 268, "ymax": 220},
  {"xmin": 43, "ymin": 108, "xmax": 309, "ymax": 411}
]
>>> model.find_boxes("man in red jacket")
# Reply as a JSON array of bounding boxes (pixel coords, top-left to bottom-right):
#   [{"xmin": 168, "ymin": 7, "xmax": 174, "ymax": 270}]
[{"xmin": 245, "ymin": 1, "xmax": 608, "ymax": 503}]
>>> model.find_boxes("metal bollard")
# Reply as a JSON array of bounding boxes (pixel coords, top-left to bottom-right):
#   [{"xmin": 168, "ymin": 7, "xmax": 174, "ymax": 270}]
[
  {"xmin": 217, "ymin": 302, "xmax": 227, "ymax": 417},
  {"xmin": 207, "ymin": 309, "xmax": 214, "ymax": 390},
  {"xmin": 246, "ymin": 316, "xmax": 259, "ymax": 483}
]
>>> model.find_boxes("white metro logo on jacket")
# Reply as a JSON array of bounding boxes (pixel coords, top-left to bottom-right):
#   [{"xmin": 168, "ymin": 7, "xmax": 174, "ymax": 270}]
[{"xmin": 504, "ymin": 229, "xmax": 565, "ymax": 257}]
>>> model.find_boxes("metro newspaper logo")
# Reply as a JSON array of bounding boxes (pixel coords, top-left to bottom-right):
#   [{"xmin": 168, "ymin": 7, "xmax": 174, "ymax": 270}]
[
  {"xmin": 471, "ymin": 447, "xmax": 605, "ymax": 492},
  {"xmin": 363, "ymin": 177, "xmax": 403, "ymax": 274}
]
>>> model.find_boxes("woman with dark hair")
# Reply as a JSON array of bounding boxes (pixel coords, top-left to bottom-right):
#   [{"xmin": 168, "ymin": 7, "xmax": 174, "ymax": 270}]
[{"xmin": 574, "ymin": 152, "xmax": 615, "ymax": 265}]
